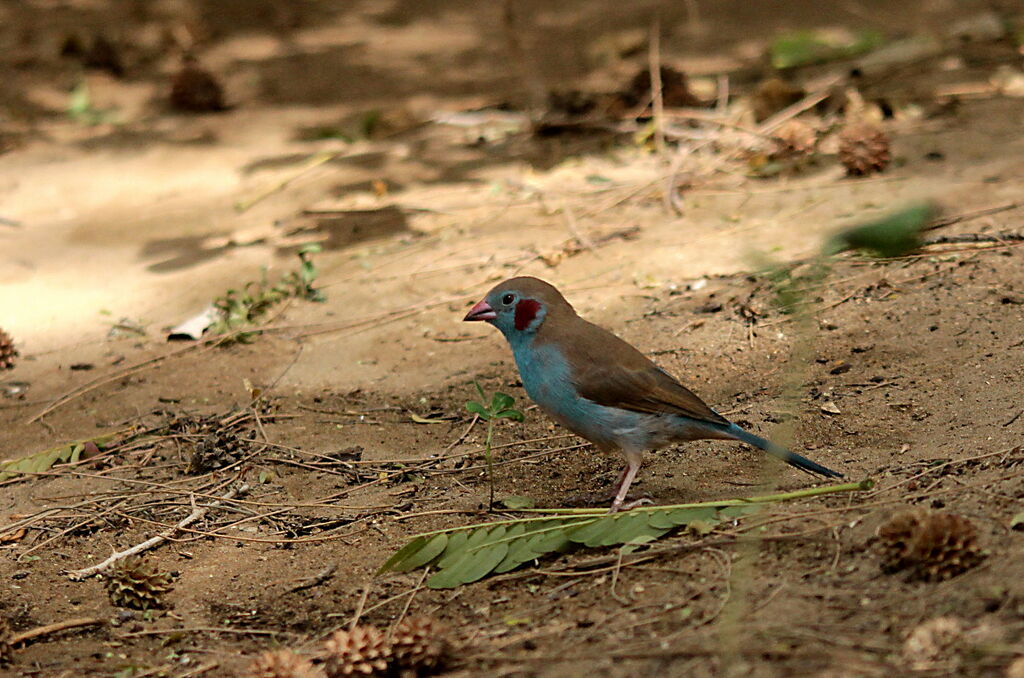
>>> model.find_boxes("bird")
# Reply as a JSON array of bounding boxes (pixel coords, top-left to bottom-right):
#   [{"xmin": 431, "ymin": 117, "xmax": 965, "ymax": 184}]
[{"xmin": 463, "ymin": 276, "xmax": 841, "ymax": 511}]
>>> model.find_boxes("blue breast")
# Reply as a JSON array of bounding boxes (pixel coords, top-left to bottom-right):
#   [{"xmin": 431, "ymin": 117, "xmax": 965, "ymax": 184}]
[{"xmin": 508, "ymin": 336, "xmax": 653, "ymax": 450}]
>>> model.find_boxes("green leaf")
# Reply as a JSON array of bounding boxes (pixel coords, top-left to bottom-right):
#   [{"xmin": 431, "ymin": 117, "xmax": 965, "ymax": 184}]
[
  {"xmin": 494, "ymin": 409, "xmax": 525, "ymax": 422},
  {"xmin": 825, "ymin": 202, "xmax": 936, "ymax": 258},
  {"xmin": 620, "ymin": 533, "xmax": 658, "ymax": 555},
  {"xmin": 68, "ymin": 80, "xmax": 92, "ymax": 117},
  {"xmin": 465, "ymin": 401, "xmax": 490, "ymax": 419},
  {"xmin": 718, "ymin": 504, "xmax": 762, "ymax": 520},
  {"xmin": 435, "ymin": 530, "xmax": 471, "ymax": 569},
  {"xmin": 428, "ymin": 539, "xmax": 510, "ymax": 588},
  {"xmin": 379, "ymin": 533, "xmax": 448, "ymax": 573},
  {"xmin": 0, "ymin": 432, "xmax": 119, "ymax": 482},
  {"xmin": 500, "ymin": 495, "xmax": 536, "ymax": 510},
  {"xmin": 491, "ymin": 392, "xmax": 515, "ymax": 412},
  {"xmin": 493, "ymin": 523, "xmax": 530, "ymax": 573},
  {"xmin": 770, "ymin": 28, "xmax": 884, "ymax": 69},
  {"xmin": 647, "ymin": 506, "xmax": 720, "ymax": 529},
  {"xmin": 474, "ymin": 381, "xmax": 487, "ymax": 403},
  {"xmin": 382, "ymin": 482, "xmax": 868, "ymax": 588}
]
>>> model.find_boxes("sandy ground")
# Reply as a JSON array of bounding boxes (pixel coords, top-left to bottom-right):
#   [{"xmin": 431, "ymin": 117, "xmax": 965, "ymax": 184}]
[{"xmin": 2, "ymin": 1, "xmax": 1024, "ymax": 676}]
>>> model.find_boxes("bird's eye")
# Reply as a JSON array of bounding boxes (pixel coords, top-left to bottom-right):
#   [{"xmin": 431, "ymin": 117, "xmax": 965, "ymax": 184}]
[{"xmin": 501, "ymin": 293, "xmax": 515, "ymax": 305}]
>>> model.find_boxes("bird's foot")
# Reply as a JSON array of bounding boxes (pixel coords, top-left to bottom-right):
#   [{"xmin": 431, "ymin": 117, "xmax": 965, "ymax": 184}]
[{"xmin": 608, "ymin": 496, "xmax": 654, "ymax": 513}]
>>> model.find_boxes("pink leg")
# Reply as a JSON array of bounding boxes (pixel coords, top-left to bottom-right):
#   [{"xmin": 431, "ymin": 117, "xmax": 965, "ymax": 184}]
[{"xmin": 609, "ymin": 452, "xmax": 643, "ymax": 512}]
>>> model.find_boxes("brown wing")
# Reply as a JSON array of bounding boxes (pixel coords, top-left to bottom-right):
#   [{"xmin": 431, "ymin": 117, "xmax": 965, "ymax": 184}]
[{"xmin": 547, "ymin": 316, "xmax": 729, "ymax": 426}]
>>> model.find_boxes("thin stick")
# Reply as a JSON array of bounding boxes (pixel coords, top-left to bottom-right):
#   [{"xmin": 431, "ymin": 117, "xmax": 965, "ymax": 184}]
[
  {"xmin": 349, "ymin": 583, "xmax": 372, "ymax": 630},
  {"xmin": 390, "ymin": 569, "xmax": 429, "ymax": 638},
  {"xmin": 10, "ymin": 617, "xmax": 105, "ymax": 645},
  {"xmin": 648, "ymin": 17, "xmax": 666, "ymax": 156},
  {"xmin": 121, "ymin": 626, "xmax": 283, "ymax": 638},
  {"xmin": 234, "ymin": 150, "xmax": 339, "ymax": 213},
  {"xmin": 757, "ymin": 74, "xmax": 844, "ymax": 134},
  {"xmin": 66, "ymin": 484, "xmax": 247, "ymax": 580},
  {"xmin": 924, "ymin": 200, "xmax": 1023, "ymax": 230}
]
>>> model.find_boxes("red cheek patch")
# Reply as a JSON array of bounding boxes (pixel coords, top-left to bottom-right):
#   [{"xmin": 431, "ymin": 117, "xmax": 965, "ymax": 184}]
[{"xmin": 514, "ymin": 299, "xmax": 541, "ymax": 331}]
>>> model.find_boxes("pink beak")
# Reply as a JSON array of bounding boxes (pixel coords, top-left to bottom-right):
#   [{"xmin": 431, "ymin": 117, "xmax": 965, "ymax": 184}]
[{"xmin": 463, "ymin": 299, "xmax": 497, "ymax": 322}]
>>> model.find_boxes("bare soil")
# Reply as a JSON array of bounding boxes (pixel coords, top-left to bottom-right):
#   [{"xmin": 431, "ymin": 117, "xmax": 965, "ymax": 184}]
[{"xmin": 2, "ymin": 1, "xmax": 1024, "ymax": 677}]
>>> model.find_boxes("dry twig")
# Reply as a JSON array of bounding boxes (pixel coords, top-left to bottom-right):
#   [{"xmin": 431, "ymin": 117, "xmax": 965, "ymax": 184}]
[{"xmin": 67, "ymin": 484, "xmax": 248, "ymax": 580}]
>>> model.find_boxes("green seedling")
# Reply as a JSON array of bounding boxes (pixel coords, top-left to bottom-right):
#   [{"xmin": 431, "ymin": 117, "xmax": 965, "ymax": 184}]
[
  {"xmin": 210, "ymin": 244, "xmax": 325, "ymax": 343},
  {"xmin": 466, "ymin": 382, "xmax": 525, "ymax": 510}
]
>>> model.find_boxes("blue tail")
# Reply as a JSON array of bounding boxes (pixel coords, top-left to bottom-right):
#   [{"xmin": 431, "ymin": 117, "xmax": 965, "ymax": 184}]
[{"xmin": 722, "ymin": 423, "xmax": 842, "ymax": 478}]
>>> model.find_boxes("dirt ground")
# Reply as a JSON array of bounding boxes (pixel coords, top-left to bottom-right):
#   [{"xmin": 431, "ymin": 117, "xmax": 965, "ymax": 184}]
[{"xmin": 2, "ymin": 1, "xmax": 1024, "ymax": 676}]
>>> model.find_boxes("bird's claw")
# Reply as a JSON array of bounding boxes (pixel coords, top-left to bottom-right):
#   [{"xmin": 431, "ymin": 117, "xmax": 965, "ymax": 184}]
[{"xmin": 608, "ymin": 496, "xmax": 654, "ymax": 513}]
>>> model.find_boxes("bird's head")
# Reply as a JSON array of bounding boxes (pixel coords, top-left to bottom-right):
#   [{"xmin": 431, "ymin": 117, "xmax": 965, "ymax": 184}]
[{"xmin": 463, "ymin": 276, "xmax": 574, "ymax": 339}]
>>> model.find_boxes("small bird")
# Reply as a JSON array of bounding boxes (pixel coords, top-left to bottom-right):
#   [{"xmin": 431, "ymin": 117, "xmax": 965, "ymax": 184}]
[{"xmin": 463, "ymin": 276, "xmax": 841, "ymax": 511}]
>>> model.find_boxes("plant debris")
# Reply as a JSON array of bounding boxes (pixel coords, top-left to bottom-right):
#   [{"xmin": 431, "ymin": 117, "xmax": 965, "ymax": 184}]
[
  {"xmin": 0, "ymin": 328, "xmax": 17, "ymax": 370},
  {"xmin": 875, "ymin": 509, "xmax": 987, "ymax": 581}
]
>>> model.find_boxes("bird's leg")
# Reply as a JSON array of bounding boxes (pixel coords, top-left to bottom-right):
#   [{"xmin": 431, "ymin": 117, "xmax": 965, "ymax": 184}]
[{"xmin": 608, "ymin": 451, "xmax": 643, "ymax": 513}]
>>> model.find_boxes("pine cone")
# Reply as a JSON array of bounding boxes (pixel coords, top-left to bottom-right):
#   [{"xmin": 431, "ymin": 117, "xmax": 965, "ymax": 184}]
[
  {"xmin": 0, "ymin": 617, "xmax": 13, "ymax": 665},
  {"xmin": 902, "ymin": 616, "xmax": 963, "ymax": 671},
  {"xmin": 106, "ymin": 556, "xmax": 174, "ymax": 609},
  {"xmin": 249, "ymin": 649, "xmax": 325, "ymax": 678},
  {"xmin": 0, "ymin": 328, "xmax": 18, "ymax": 370},
  {"xmin": 771, "ymin": 119, "xmax": 817, "ymax": 160},
  {"xmin": 838, "ymin": 122, "xmax": 891, "ymax": 175},
  {"xmin": 170, "ymin": 56, "xmax": 226, "ymax": 112},
  {"xmin": 876, "ymin": 510, "xmax": 986, "ymax": 581},
  {"xmin": 392, "ymin": 616, "xmax": 450, "ymax": 674},
  {"xmin": 187, "ymin": 430, "xmax": 245, "ymax": 474},
  {"xmin": 323, "ymin": 626, "xmax": 391, "ymax": 677}
]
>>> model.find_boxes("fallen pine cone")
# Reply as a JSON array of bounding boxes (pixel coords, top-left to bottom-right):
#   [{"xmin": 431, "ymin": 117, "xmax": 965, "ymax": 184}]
[
  {"xmin": 392, "ymin": 616, "xmax": 451, "ymax": 674},
  {"xmin": 838, "ymin": 121, "xmax": 891, "ymax": 176},
  {"xmin": 106, "ymin": 556, "xmax": 174, "ymax": 610},
  {"xmin": 170, "ymin": 56, "xmax": 226, "ymax": 112},
  {"xmin": 876, "ymin": 509, "xmax": 986, "ymax": 581},
  {"xmin": 771, "ymin": 119, "xmax": 818, "ymax": 161},
  {"xmin": 902, "ymin": 616, "xmax": 964, "ymax": 671},
  {"xmin": 0, "ymin": 328, "xmax": 18, "ymax": 370},
  {"xmin": 248, "ymin": 649, "xmax": 325, "ymax": 678},
  {"xmin": 323, "ymin": 625, "xmax": 390, "ymax": 677}
]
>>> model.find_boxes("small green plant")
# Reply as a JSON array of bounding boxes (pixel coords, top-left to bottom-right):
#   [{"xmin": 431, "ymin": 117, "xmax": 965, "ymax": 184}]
[
  {"xmin": 466, "ymin": 382, "xmax": 525, "ymax": 510},
  {"xmin": 210, "ymin": 244, "xmax": 325, "ymax": 343},
  {"xmin": 759, "ymin": 202, "xmax": 936, "ymax": 314},
  {"xmin": 67, "ymin": 79, "xmax": 119, "ymax": 126}
]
